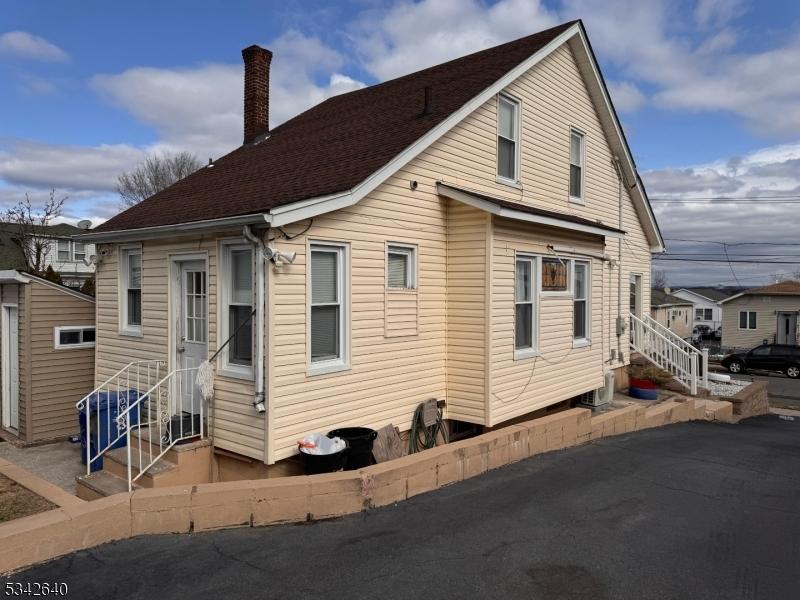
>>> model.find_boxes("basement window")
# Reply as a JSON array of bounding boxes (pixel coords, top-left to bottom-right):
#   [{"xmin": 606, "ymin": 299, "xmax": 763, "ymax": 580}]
[{"xmin": 55, "ymin": 326, "xmax": 96, "ymax": 349}]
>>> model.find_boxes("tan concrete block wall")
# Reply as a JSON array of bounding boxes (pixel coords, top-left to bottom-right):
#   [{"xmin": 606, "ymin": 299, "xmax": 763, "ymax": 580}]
[{"xmin": 0, "ymin": 399, "xmax": 739, "ymax": 574}]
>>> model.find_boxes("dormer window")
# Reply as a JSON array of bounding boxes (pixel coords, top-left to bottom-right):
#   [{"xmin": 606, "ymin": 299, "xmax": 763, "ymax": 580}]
[{"xmin": 497, "ymin": 93, "xmax": 520, "ymax": 183}]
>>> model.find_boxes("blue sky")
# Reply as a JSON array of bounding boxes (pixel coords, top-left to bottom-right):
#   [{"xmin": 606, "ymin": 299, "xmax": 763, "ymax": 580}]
[{"xmin": 2, "ymin": 0, "xmax": 800, "ymax": 285}]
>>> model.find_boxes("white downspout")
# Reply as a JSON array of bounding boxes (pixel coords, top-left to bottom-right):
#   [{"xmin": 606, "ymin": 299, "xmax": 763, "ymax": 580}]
[
  {"xmin": 243, "ymin": 225, "xmax": 266, "ymax": 413},
  {"xmin": 612, "ymin": 156, "xmax": 624, "ymax": 364}
]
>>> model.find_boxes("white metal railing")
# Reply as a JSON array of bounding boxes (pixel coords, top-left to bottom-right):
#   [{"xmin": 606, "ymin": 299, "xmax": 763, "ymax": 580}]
[
  {"xmin": 116, "ymin": 366, "xmax": 203, "ymax": 491},
  {"xmin": 76, "ymin": 360, "xmax": 166, "ymax": 476},
  {"xmin": 629, "ymin": 313, "xmax": 702, "ymax": 395},
  {"xmin": 643, "ymin": 314, "xmax": 709, "ymax": 389}
]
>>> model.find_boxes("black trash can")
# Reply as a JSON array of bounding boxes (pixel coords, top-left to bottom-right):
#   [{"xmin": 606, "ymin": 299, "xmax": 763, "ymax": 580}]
[
  {"xmin": 328, "ymin": 427, "xmax": 377, "ymax": 470},
  {"xmin": 299, "ymin": 443, "xmax": 348, "ymax": 475}
]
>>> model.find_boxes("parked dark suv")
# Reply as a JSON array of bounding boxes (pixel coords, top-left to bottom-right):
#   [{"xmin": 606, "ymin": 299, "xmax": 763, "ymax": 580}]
[{"xmin": 722, "ymin": 344, "xmax": 800, "ymax": 378}]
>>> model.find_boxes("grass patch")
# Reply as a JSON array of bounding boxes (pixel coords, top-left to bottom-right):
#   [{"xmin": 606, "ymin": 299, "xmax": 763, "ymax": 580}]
[{"xmin": 0, "ymin": 473, "xmax": 57, "ymax": 522}]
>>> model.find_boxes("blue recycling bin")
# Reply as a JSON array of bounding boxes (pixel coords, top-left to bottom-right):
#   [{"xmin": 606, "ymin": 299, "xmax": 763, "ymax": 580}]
[{"xmin": 78, "ymin": 390, "xmax": 140, "ymax": 472}]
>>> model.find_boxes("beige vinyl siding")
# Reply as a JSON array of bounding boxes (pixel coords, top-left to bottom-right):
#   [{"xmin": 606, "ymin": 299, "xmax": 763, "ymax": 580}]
[
  {"xmin": 651, "ymin": 304, "xmax": 693, "ymax": 340},
  {"xmin": 490, "ymin": 218, "xmax": 605, "ymax": 424},
  {"xmin": 722, "ymin": 295, "xmax": 800, "ymax": 348},
  {"xmin": 445, "ymin": 201, "xmax": 489, "ymax": 423},
  {"xmin": 394, "ymin": 40, "xmax": 651, "ymax": 372},
  {"xmin": 27, "ymin": 280, "xmax": 95, "ymax": 441},
  {"xmin": 94, "ymin": 235, "xmax": 264, "ymax": 459},
  {"xmin": 268, "ymin": 172, "xmax": 448, "ymax": 462}
]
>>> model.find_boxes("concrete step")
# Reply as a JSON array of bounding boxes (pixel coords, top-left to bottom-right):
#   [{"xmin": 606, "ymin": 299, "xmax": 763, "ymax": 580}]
[
  {"xmin": 76, "ymin": 470, "xmax": 138, "ymax": 500},
  {"xmin": 103, "ymin": 446, "xmax": 177, "ymax": 487},
  {"xmin": 129, "ymin": 426, "xmax": 210, "ymax": 466}
]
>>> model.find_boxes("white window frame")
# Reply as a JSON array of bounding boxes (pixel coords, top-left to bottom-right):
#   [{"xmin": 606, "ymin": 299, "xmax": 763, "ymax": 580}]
[
  {"xmin": 739, "ymin": 311, "xmax": 757, "ymax": 330},
  {"xmin": 514, "ymin": 254, "xmax": 539, "ymax": 360},
  {"xmin": 540, "ymin": 257, "xmax": 572, "ymax": 297},
  {"xmin": 54, "ymin": 325, "xmax": 96, "ymax": 349},
  {"xmin": 630, "ymin": 273, "xmax": 643, "ymax": 318},
  {"xmin": 496, "ymin": 92, "xmax": 521, "ymax": 187},
  {"xmin": 57, "ymin": 239, "xmax": 72, "ymax": 262},
  {"xmin": 386, "ymin": 243, "xmax": 417, "ymax": 290},
  {"xmin": 73, "ymin": 241, "xmax": 87, "ymax": 262},
  {"xmin": 308, "ymin": 241, "xmax": 350, "ymax": 376},
  {"xmin": 119, "ymin": 244, "xmax": 142, "ymax": 336},
  {"xmin": 218, "ymin": 241, "xmax": 255, "ymax": 380},
  {"xmin": 569, "ymin": 128, "xmax": 586, "ymax": 204},
  {"xmin": 572, "ymin": 260, "xmax": 591, "ymax": 347}
]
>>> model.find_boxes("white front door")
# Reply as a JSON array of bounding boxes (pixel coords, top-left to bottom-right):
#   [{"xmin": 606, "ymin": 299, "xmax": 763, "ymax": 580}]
[
  {"xmin": 2, "ymin": 305, "xmax": 19, "ymax": 431},
  {"xmin": 777, "ymin": 312, "xmax": 797, "ymax": 345},
  {"xmin": 176, "ymin": 261, "xmax": 208, "ymax": 419}
]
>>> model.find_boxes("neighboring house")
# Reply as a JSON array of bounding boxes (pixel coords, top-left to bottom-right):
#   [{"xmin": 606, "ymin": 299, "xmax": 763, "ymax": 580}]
[
  {"xmin": 0, "ymin": 222, "xmax": 96, "ymax": 288},
  {"xmin": 0, "ymin": 270, "xmax": 95, "ymax": 444},
  {"xmin": 671, "ymin": 287, "xmax": 739, "ymax": 331},
  {"xmin": 720, "ymin": 281, "xmax": 800, "ymax": 349},
  {"xmin": 650, "ymin": 289, "xmax": 693, "ymax": 340},
  {"xmin": 78, "ymin": 20, "xmax": 663, "ymax": 479}
]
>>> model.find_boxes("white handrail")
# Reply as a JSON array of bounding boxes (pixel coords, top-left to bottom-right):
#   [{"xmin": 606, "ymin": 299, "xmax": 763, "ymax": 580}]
[
  {"xmin": 116, "ymin": 366, "xmax": 203, "ymax": 492},
  {"xmin": 643, "ymin": 315, "xmax": 708, "ymax": 389},
  {"xmin": 630, "ymin": 313, "xmax": 698, "ymax": 395},
  {"xmin": 77, "ymin": 360, "xmax": 166, "ymax": 475}
]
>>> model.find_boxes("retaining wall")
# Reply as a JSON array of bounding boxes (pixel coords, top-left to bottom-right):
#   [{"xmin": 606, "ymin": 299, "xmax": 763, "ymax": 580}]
[
  {"xmin": 0, "ymin": 398, "xmax": 735, "ymax": 574},
  {"xmin": 718, "ymin": 380, "xmax": 769, "ymax": 419}
]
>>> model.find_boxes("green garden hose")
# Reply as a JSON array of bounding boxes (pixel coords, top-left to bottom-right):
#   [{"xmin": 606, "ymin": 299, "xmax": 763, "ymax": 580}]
[{"xmin": 409, "ymin": 401, "xmax": 448, "ymax": 454}]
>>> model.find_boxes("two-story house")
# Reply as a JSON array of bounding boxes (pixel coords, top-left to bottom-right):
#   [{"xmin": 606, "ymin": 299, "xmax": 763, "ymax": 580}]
[
  {"xmin": 76, "ymin": 20, "xmax": 665, "ymax": 492},
  {"xmin": 0, "ymin": 222, "xmax": 96, "ymax": 288}
]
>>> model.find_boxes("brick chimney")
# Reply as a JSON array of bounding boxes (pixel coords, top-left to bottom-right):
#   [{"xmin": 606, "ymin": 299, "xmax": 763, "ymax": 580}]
[{"xmin": 242, "ymin": 44, "xmax": 273, "ymax": 145}]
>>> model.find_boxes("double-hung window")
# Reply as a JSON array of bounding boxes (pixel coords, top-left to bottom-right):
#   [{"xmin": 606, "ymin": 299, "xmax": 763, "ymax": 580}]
[
  {"xmin": 387, "ymin": 245, "xmax": 416, "ymax": 289},
  {"xmin": 569, "ymin": 129, "xmax": 585, "ymax": 202},
  {"xmin": 573, "ymin": 261, "xmax": 590, "ymax": 343},
  {"xmin": 220, "ymin": 243, "xmax": 254, "ymax": 375},
  {"xmin": 739, "ymin": 311, "xmax": 757, "ymax": 330},
  {"xmin": 309, "ymin": 243, "xmax": 347, "ymax": 373},
  {"xmin": 73, "ymin": 241, "xmax": 87, "ymax": 262},
  {"xmin": 120, "ymin": 246, "xmax": 142, "ymax": 334},
  {"xmin": 695, "ymin": 308, "xmax": 713, "ymax": 321},
  {"xmin": 515, "ymin": 256, "xmax": 537, "ymax": 357},
  {"xmin": 57, "ymin": 239, "xmax": 71, "ymax": 261},
  {"xmin": 497, "ymin": 94, "xmax": 520, "ymax": 183}
]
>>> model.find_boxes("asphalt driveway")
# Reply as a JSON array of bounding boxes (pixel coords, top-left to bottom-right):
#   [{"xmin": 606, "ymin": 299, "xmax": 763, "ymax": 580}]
[{"xmin": 5, "ymin": 416, "xmax": 800, "ymax": 600}]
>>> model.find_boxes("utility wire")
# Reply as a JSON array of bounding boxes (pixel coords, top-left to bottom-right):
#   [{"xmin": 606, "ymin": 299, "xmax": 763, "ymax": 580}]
[{"xmin": 654, "ymin": 257, "xmax": 800, "ymax": 264}]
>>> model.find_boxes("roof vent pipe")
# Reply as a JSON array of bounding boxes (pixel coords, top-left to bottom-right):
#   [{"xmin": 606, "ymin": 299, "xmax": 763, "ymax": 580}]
[
  {"xmin": 242, "ymin": 45, "xmax": 273, "ymax": 145},
  {"xmin": 422, "ymin": 86, "xmax": 433, "ymax": 115}
]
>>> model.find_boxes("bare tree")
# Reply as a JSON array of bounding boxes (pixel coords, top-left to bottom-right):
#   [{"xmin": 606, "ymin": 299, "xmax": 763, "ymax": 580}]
[
  {"xmin": 2, "ymin": 190, "xmax": 66, "ymax": 274},
  {"xmin": 117, "ymin": 152, "xmax": 202, "ymax": 207},
  {"xmin": 652, "ymin": 269, "xmax": 669, "ymax": 289}
]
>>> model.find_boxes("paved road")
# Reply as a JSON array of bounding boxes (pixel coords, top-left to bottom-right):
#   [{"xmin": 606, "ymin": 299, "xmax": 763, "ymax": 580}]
[{"xmin": 5, "ymin": 416, "xmax": 800, "ymax": 600}]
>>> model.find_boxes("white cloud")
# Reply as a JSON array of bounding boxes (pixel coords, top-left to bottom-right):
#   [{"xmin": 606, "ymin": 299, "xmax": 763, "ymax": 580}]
[
  {"xmin": 351, "ymin": 0, "xmax": 558, "ymax": 80},
  {"xmin": 694, "ymin": 0, "xmax": 746, "ymax": 27},
  {"xmin": 90, "ymin": 30, "xmax": 364, "ymax": 162},
  {"xmin": 0, "ymin": 31, "xmax": 69, "ymax": 62},
  {"xmin": 15, "ymin": 74, "xmax": 58, "ymax": 95},
  {"xmin": 644, "ymin": 142, "xmax": 800, "ymax": 285},
  {"xmin": 608, "ymin": 80, "xmax": 645, "ymax": 112}
]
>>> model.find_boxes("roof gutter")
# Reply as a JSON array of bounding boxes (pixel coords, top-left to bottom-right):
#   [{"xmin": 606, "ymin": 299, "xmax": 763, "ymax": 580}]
[{"xmin": 75, "ymin": 213, "xmax": 269, "ymax": 243}]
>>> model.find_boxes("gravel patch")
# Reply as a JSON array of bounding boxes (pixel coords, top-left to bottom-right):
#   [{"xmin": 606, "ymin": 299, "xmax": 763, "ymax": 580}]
[{"xmin": 708, "ymin": 380, "xmax": 748, "ymax": 397}]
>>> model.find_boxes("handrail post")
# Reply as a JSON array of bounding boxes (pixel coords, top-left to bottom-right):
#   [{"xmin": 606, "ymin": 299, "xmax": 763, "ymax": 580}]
[
  {"xmin": 701, "ymin": 348, "xmax": 709, "ymax": 389},
  {"xmin": 690, "ymin": 353, "xmax": 698, "ymax": 396},
  {"xmin": 126, "ymin": 418, "xmax": 132, "ymax": 492}
]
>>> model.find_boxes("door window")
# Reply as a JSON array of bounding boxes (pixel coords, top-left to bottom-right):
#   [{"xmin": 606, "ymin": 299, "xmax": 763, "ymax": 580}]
[{"xmin": 184, "ymin": 270, "xmax": 207, "ymax": 343}]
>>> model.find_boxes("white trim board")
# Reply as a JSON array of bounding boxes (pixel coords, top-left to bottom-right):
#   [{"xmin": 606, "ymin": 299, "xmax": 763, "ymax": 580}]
[{"xmin": 437, "ymin": 183, "xmax": 624, "ymax": 239}]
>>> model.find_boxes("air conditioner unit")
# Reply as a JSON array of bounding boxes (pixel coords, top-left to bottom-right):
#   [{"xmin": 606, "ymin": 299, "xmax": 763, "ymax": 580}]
[{"xmin": 579, "ymin": 369, "xmax": 615, "ymax": 408}]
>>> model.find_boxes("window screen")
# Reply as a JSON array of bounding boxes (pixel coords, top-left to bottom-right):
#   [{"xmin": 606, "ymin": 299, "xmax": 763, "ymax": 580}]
[
  {"xmin": 515, "ymin": 258, "xmax": 534, "ymax": 351},
  {"xmin": 125, "ymin": 250, "xmax": 142, "ymax": 327},
  {"xmin": 574, "ymin": 262, "xmax": 588, "ymax": 339},
  {"xmin": 387, "ymin": 245, "xmax": 415, "ymax": 289},
  {"xmin": 497, "ymin": 95, "xmax": 518, "ymax": 181},
  {"xmin": 570, "ymin": 131, "xmax": 584, "ymax": 199},
  {"xmin": 311, "ymin": 246, "xmax": 342, "ymax": 362},
  {"xmin": 226, "ymin": 248, "xmax": 253, "ymax": 367}
]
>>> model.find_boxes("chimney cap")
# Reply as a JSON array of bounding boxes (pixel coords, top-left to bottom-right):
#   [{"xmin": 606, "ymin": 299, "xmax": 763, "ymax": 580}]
[{"xmin": 242, "ymin": 44, "xmax": 272, "ymax": 58}]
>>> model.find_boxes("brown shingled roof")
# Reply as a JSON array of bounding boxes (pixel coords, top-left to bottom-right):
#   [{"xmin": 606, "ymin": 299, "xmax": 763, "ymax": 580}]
[
  {"xmin": 744, "ymin": 280, "xmax": 800, "ymax": 296},
  {"xmin": 95, "ymin": 21, "xmax": 578, "ymax": 233}
]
